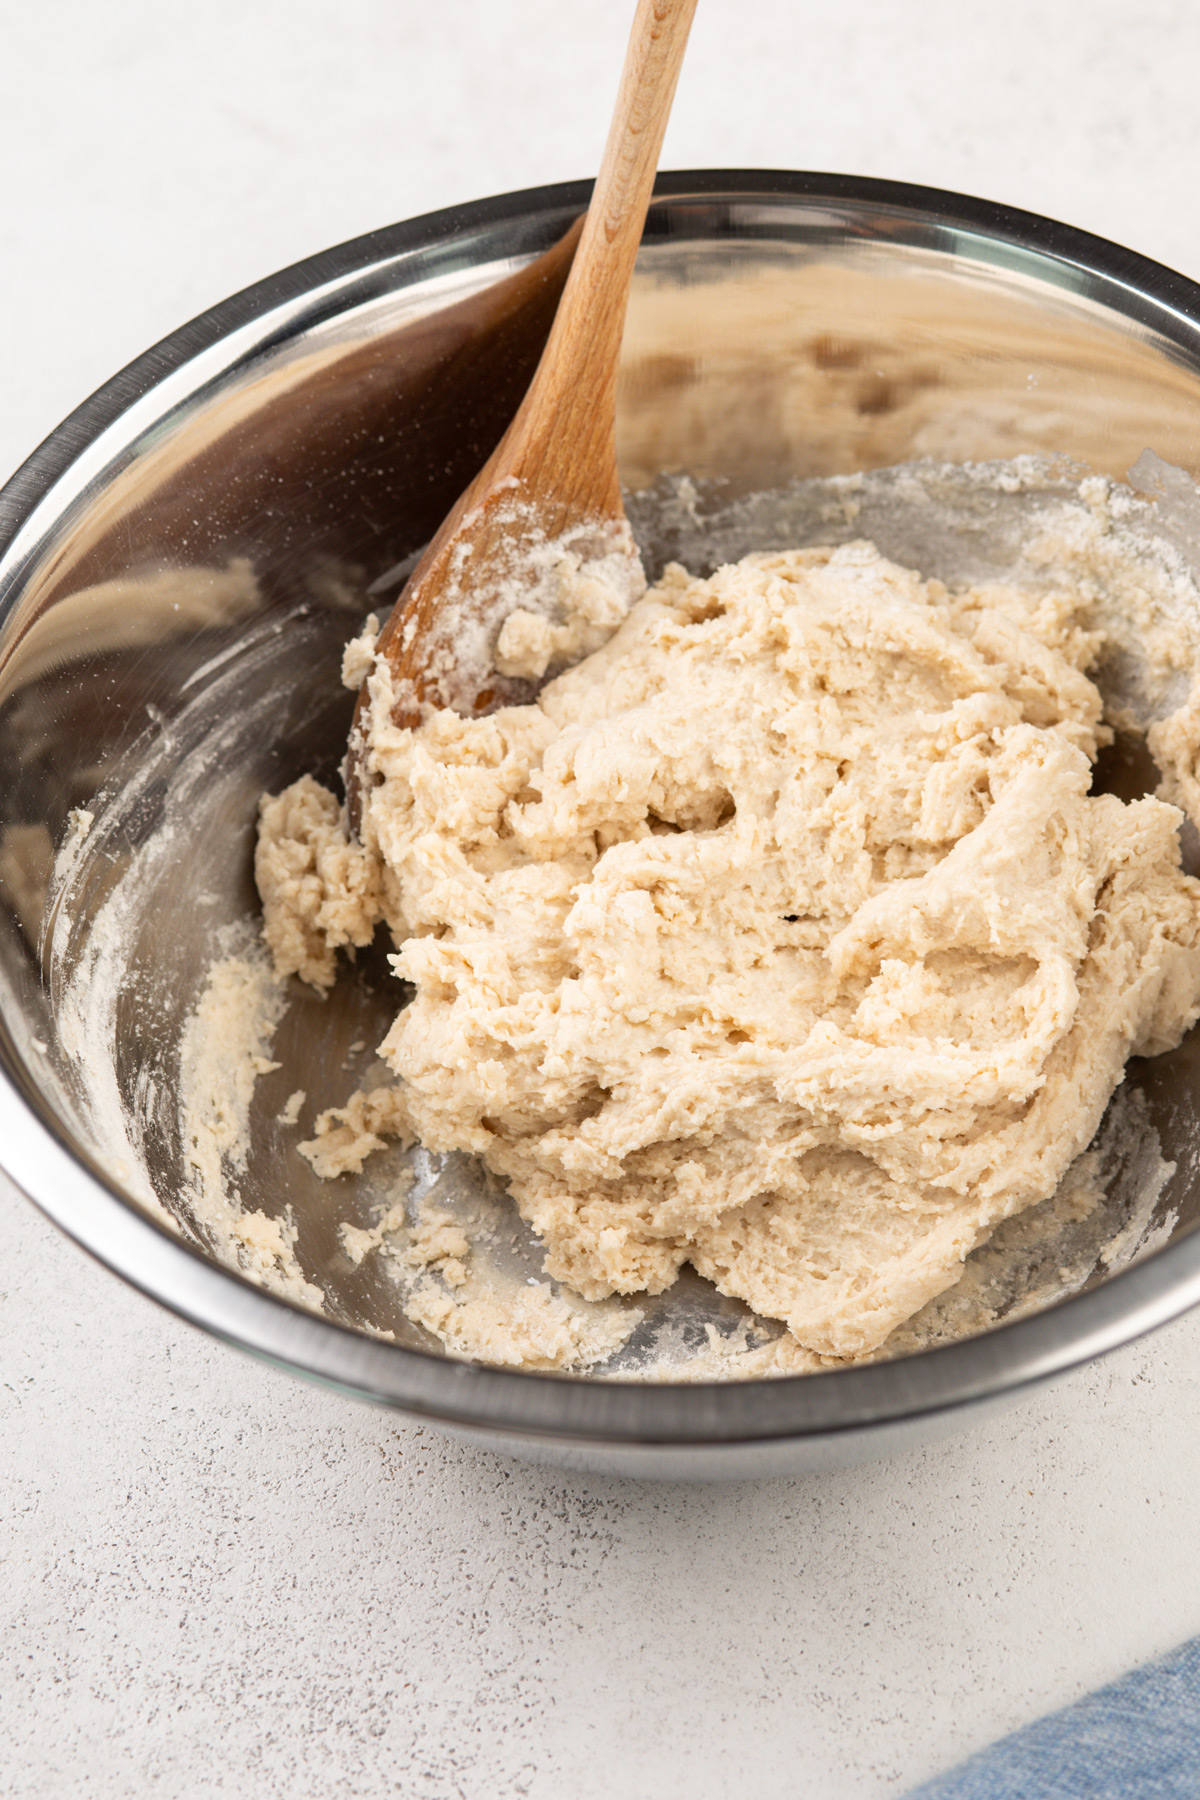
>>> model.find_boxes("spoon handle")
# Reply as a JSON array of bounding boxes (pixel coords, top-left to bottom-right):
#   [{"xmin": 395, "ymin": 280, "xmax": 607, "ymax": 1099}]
[
  {"xmin": 497, "ymin": 0, "xmax": 699, "ymax": 513},
  {"xmin": 347, "ymin": 0, "xmax": 698, "ymax": 808}
]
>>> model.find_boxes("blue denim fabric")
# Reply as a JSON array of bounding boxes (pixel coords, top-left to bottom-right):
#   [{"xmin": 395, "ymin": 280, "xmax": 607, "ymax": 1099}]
[{"xmin": 905, "ymin": 1636, "xmax": 1200, "ymax": 1799}]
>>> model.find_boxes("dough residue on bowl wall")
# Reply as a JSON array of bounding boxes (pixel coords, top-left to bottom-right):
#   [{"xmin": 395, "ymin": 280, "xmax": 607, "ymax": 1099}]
[{"xmin": 178, "ymin": 928, "xmax": 325, "ymax": 1311}]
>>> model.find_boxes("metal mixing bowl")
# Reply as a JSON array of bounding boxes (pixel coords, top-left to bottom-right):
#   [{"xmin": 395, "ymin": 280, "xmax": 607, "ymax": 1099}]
[{"xmin": 5, "ymin": 171, "xmax": 1200, "ymax": 1480}]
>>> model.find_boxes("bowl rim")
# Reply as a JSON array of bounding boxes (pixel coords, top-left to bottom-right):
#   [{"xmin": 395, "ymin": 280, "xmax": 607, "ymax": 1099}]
[{"xmin": 6, "ymin": 167, "xmax": 1200, "ymax": 1449}]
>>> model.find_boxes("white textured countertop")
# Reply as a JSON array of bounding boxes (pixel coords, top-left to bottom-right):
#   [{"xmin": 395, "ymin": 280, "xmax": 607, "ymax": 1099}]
[{"xmin": 5, "ymin": 3, "xmax": 1200, "ymax": 1794}]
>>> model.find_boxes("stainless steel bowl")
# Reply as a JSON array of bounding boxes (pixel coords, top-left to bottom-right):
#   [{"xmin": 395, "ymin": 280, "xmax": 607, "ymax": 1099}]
[{"xmin": 5, "ymin": 171, "xmax": 1200, "ymax": 1480}]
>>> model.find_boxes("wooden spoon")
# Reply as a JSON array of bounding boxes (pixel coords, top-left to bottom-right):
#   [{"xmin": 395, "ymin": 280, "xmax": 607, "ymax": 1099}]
[{"xmin": 348, "ymin": 0, "xmax": 697, "ymax": 825}]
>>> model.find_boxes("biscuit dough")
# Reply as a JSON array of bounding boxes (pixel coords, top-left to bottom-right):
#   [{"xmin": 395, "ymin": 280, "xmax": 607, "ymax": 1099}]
[{"xmin": 256, "ymin": 544, "xmax": 1200, "ymax": 1360}]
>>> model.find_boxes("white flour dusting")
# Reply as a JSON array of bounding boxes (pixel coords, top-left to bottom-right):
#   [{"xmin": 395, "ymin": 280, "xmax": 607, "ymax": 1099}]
[{"xmin": 380, "ymin": 496, "xmax": 646, "ymax": 717}]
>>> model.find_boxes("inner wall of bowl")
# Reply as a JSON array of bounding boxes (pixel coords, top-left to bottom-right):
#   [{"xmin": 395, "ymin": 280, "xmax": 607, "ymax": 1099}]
[{"xmin": 4, "ymin": 189, "xmax": 1200, "ymax": 1356}]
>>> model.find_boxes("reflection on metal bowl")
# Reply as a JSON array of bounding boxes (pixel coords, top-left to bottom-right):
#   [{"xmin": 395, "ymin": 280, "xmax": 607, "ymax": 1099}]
[{"xmin": 4, "ymin": 172, "xmax": 1200, "ymax": 1479}]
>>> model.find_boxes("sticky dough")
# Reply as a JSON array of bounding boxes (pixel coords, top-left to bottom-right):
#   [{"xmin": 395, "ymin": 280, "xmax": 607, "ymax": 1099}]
[{"xmin": 256, "ymin": 544, "xmax": 1200, "ymax": 1361}]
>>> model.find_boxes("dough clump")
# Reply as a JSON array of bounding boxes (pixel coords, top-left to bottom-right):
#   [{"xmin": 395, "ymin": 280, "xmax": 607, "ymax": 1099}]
[{"xmin": 256, "ymin": 544, "xmax": 1200, "ymax": 1360}]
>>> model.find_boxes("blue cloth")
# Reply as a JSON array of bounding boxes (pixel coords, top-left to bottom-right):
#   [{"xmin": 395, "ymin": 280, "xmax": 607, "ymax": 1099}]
[{"xmin": 905, "ymin": 1636, "xmax": 1200, "ymax": 1799}]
